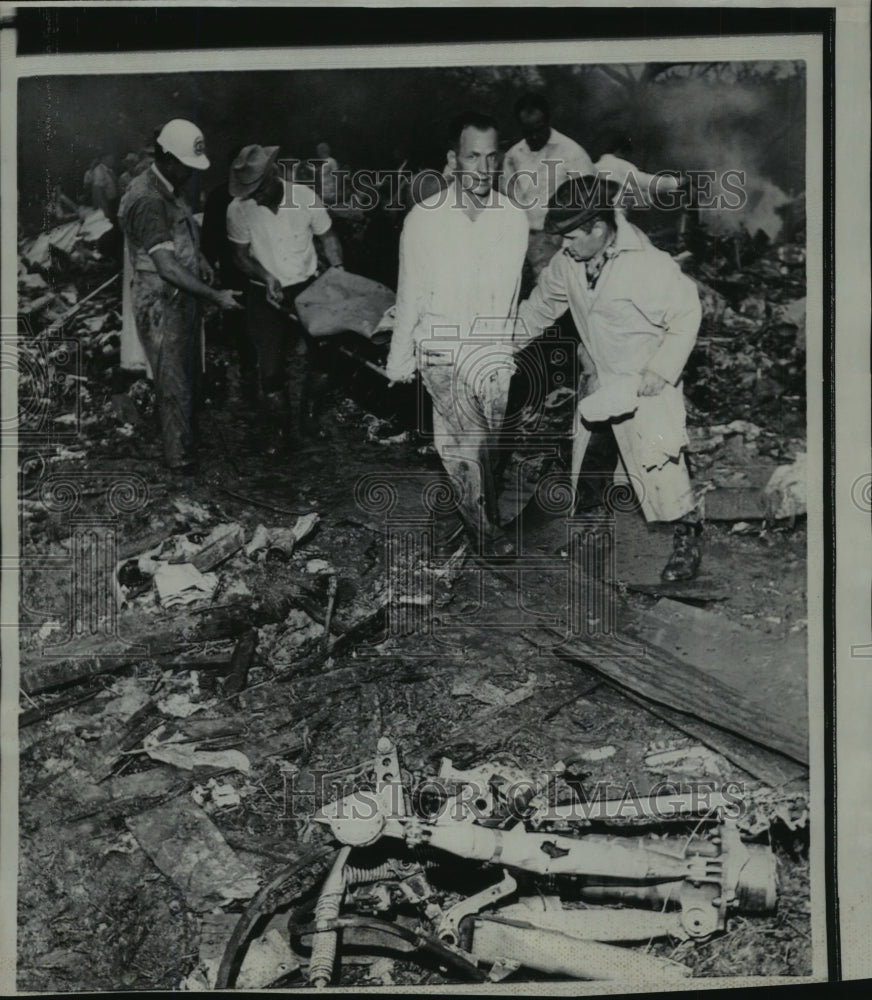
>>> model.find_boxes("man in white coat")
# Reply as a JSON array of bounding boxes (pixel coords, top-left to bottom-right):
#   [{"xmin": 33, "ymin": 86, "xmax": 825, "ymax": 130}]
[{"xmin": 516, "ymin": 175, "xmax": 704, "ymax": 581}]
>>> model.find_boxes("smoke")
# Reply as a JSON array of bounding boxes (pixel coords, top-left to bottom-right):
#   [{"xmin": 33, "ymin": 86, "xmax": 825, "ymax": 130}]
[
  {"xmin": 712, "ymin": 173, "xmax": 792, "ymax": 241},
  {"xmin": 19, "ymin": 62, "xmax": 804, "ymax": 243},
  {"xmin": 652, "ymin": 77, "xmax": 793, "ymax": 237},
  {"xmin": 591, "ymin": 64, "xmax": 804, "ymax": 241}
]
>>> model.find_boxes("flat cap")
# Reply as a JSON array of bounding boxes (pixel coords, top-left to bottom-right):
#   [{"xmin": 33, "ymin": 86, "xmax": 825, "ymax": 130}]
[{"xmin": 544, "ymin": 175, "xmax": 621, "ymax": 235}]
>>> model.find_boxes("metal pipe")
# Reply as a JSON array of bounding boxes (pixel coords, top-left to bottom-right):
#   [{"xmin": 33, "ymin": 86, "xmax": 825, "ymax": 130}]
[
  {"xmin": 396, "ymin": 821, "xmax": 689, "ymax": 881},
  {"xmin": 337, "ymin": 345, "xmax": 389, "ymax": 379},
  {"xmin": 489, "ymin": 901, "xmax": 685, "ymax": 942},
  {"xmin": 471, "ymin": 916, "xmax": 691, "ymax": 981},
  {"xmin": 579, "ymin": 881, "xmax": 680, "ymax": 907},
  {"xmin": 45, "ymin": 271, "xmax": 121, "ymax": 333},
  {"xmin": 322, "ymin": 574, "xmax": 338, "ymax": 652},
  {"xmin": 539, "ymin": 790, "xmax": 735, "ymax": 822}
]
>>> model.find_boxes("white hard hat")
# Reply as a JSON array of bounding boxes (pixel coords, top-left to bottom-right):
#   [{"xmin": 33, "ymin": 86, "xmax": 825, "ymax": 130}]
[{"xmin": 156, "ymin": 118, "xmax": 210, "ymax": 170}]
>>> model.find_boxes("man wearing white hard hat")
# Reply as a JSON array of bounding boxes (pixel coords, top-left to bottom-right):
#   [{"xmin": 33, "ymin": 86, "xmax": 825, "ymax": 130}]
[{"xmin": 119, "ymin": 118, "xmax": 243, "ymax": 473}]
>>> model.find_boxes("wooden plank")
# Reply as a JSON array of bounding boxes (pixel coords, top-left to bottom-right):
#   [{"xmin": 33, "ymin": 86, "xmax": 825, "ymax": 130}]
[
  {"xmin": 22, "ymin": 766, "xmax": 189, "ymax": 833},
  {"xmin": 20, "ymin": 605, "xmax": 262, "ymax": 694},
  {"xmin": 449, "ymin": 527, "xmax": 807, "ymax": 765},
  {"xmin": 625, "ymin": 578, "xmax": 730, "ymax": 603},
  {"xmin": 625, "ymin": 599, "xmax": 807, "ymax": 759},
  {"xmin": 520, "ymin": 614, "xmax": 804, "ymax": 785},
  {"xmin": 87, "ymin": 698, "xmax": 160, "ymax": 782},
  {"xmin": 616, "ymin": 689, "xmax": 807, "ymax": 787},
  {"xmin": 703, "ymin": 486, "xmax": 767, "ymax": 521},
  {"xmin": 552, "ymin": 601, "xmax": 807, "ymax": 764},
  {"xmin": 223, "ymin": 630, "xmax": 258, "ymax": 696}
]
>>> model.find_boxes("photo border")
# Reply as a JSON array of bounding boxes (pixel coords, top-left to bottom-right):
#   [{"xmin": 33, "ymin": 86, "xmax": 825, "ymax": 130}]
[{"xmin": 1, "ymin": 2, "xmax": 864, "ymax": 995}]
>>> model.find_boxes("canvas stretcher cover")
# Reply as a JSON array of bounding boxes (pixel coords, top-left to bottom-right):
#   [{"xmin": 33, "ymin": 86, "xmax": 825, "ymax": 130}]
[{"xmin": 293, "ymin": 267, "xmax": 396, "ymax": 340}]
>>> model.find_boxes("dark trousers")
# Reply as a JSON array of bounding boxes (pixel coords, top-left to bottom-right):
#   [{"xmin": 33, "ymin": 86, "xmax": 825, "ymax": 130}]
[
  {"xmin": 132, "ymin": 272, "xmax": 201, "ymax": 470},
  {"xmin": 223, "ymin": 290, "xmax": 257, "ymax": 378},
  {"xmin": 246, "ymin": 277, "xmax": 315, "ymax": 426}
]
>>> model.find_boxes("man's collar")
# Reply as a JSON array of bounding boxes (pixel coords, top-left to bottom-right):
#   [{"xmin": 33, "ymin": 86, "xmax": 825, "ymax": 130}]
[
  {"xmin": 611, "ymin": 212, "xmax": 645, "ymax": 253},
  {"xmin": 150, "ymin": 163, "xmax": 175, "ymax": 194},
  {"xmin": 448, "ymin": 177, "xmax": 503, "ymax": 209}
]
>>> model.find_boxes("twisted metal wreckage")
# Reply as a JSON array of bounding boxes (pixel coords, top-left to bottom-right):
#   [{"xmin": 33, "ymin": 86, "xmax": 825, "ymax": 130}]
[{"xmin": 215, "ymin": 736, "xmax": 777, "ymax": 988}]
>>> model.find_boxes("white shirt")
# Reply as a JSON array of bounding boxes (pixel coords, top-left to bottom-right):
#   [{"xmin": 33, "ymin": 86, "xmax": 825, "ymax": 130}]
[
  {"xmin": 501, "ymin": 128, "xmax": 594, "ymax": 231},
  {"xmin": 594, "ymin": 154, "xmax": 681, "ymax": 210},
  {"xmin": 517, "ymin": 214, "xmax": 701, "ymax": 470},
  {"xmin": 226, "ymin": 180, "xmax": 332, "ymax": 287},
  {"xmin": 386, "ymin": 182, "xmax": 529, "ymax": 383}
]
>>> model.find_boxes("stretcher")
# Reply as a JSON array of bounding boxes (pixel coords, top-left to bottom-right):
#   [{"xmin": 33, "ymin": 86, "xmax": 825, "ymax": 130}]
[{"xmin": 292, "ymin": 266, "xmax": 396, "ymax": 378}]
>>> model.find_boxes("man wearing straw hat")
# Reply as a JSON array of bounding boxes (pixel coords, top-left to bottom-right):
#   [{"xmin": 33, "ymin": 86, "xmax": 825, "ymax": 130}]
[
  {"xmin": 227, "ymin": 143, "xmax": 344, "ymax": 452},
  {"xmin": 515, "ymin": 175, "xmax": 704, "ymax": 582}
]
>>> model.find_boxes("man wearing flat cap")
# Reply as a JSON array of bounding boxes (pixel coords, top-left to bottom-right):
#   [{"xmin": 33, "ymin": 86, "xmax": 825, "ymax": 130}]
[
  {"xmin": 227, "ymin": 144, "xmax": 343, "ymax": 451},
  {"xmin": 516, "ymin": 175, "xmax": 704, "ymax": 581},
  {"xmin": 119, "ymin": 118, "xmax": 243, "ymax": 473}
]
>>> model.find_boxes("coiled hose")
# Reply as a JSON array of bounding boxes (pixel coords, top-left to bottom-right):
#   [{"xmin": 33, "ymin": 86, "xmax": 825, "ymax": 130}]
[
  {"xmin": 308, "ymin": 845, "xmax": 351, "ymax": 988},
  {"xmin": 216, "ymin": 849, "xmax": 437, "ymax": 989},
  {"xmin": 308, "ymin": 853, "xmax": 438, "ymax": 986}
]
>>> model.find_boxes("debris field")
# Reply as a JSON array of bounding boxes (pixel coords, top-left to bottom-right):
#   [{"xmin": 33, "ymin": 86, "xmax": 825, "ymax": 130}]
[{"xmin": 16, "ymin": 212, "xmax": 811, "ymax": 990}]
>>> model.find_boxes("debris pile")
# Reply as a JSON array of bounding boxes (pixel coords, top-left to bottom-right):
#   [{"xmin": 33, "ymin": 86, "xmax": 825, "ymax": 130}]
[
  {"xmin": 15, "ymin": 186, "xmax": 811, "ymax": 992},
  {"xmin": 17, "ymin": 269, "xmax": 125, "ymax": 449},
  {"xmin": 678, "ymin": 235, "xmax": 806, "ymax": 429},
  {"xmin": 19, "ymin": 208, "xmax": 115, "ymax": 280},
  {"xmin": 208, "ymin": 734, "xmax": 783, "ymax": 988}
]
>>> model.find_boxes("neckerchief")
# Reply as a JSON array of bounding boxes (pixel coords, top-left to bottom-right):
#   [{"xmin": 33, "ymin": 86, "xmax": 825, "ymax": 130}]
[{"xmin": 584, "ymin": 232, "xmax": 618, "ymax": 289}]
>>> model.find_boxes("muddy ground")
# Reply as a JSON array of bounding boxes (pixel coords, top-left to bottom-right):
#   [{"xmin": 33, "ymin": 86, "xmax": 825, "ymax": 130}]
[{"xmin": 16, "ymin": 226, "xmax": 811, "ymax": 990}]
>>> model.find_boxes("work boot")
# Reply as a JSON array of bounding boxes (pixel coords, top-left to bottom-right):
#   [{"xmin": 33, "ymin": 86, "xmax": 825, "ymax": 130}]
[{"xmin": 661, "ymin": 520, "xmax": 703, "ymax": 582}]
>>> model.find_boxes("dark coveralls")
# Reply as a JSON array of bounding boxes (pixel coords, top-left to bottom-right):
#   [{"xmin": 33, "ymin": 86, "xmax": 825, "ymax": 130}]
[{"xmin": 119, "ymin": 168, "xmax": 203, "ymax": 469}]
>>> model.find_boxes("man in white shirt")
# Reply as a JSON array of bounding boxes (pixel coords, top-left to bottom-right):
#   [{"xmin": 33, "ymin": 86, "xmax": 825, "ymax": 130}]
[
  {"xmin": 386, "ymin": 112, "xmax": 528, "ymax": 559},
  {"xmin": 592, "ymin": 131, "xmax": 683, "ymax": 215},
  {"xmin": 501, "ymin": 94, "xmax": 594, "ymax": 278},
  {"xmin": 227, "ymin": 144, "xmax": 343, "ymax": 451}
]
